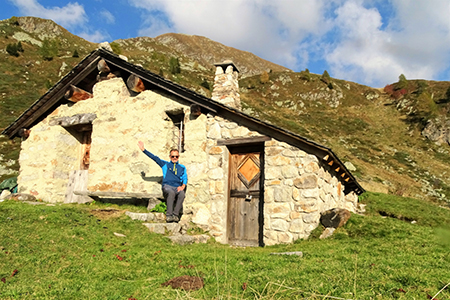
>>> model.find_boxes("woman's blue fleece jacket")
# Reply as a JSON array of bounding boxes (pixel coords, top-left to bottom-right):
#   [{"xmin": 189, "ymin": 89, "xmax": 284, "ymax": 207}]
[{"xmin": 143, "ymin": 149, "xmax": 188, "ymax": 187}]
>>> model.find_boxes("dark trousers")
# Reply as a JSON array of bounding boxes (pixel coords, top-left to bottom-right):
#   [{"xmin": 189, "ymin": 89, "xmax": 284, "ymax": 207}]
[{"xmin": 162, "ymin": 184, "xmax": 185, "ymax": 217}]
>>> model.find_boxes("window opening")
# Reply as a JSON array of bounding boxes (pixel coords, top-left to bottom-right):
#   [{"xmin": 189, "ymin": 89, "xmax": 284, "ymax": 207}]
[
  {"xmin": 166, "ymin": 111, "xmax": 185, "ymax": 153},
  {"xmin": 65, "ymin": 124, "xmax": 92, "ymax": 170}
]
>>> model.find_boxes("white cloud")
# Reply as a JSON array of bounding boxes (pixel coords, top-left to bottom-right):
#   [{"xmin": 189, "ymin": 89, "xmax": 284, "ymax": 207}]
[
  {"xmin": 325, "ymin": 1, "xmax": 400, "ymax": 86},
  {"xmin": 8, "ymin": 0, "xmax": 87, "ymax": 28},
  {"xmin": 129, "ymin": 0, "xmax": 328, "ymax": 70},
  {"xmin": 137, "ymin": 14, "xmax": 173, "ymax": 38},
  {"xmin": 100, "ymin": 9, "xmax": 115, "ymax": 24},
  {"xmin": 78, "ymin": 30, "xmax": 109, "ymax": 43},
  {"xmin": 324, "ymin": 0, "xmax": 450, "ymax": 87}
]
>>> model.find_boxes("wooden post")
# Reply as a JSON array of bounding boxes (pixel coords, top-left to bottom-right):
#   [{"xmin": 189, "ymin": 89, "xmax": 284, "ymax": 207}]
[
  {"xmin": 126, "ymin": 74, "xmax": 146, "ymax": 92},
  {"xmin": 65, "ymin": 85, "xmax": 93, "ymax": 102},
  {"xmin": 97, "ymin": 59, "xmax": 110, "ymax": 73}
]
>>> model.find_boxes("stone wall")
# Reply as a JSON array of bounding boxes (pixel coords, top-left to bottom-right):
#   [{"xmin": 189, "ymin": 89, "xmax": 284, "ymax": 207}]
[
  {"xmin": 263, "ymin": 140, "xmax": 357, "ymax": 246},
  {"xmin": 18, "ymin": 121, "xmax": 79, "ymax": 201},
  {"xmin": 17, "ymin": 77, "xmax": 357, "ymax": 245},
  {"xmin": 190, "ymin": 114, "xmax": 358, "ymax": 245},
  {"xmin": 19, "ymin": 78, "xmax": 195, "ymax": 202}
]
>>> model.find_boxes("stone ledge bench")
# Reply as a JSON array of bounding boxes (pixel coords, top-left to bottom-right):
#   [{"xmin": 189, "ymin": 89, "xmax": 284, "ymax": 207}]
[{"xmin": 74, "ymin": 191, "xmax": 163, "ymax": 210}]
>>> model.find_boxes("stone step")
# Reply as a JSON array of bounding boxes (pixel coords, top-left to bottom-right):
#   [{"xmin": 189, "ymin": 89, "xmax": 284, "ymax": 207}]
[
  {"xmin": 126, "ymin": 211, "xmax": 211, "ymax": 245},
  {"xmin": 143, "ymin": 222, "xmax": 182, "ymax": 235},
  {"xmin": 125, "ymin": 211, "xmax": 165, "ymax": 222}
]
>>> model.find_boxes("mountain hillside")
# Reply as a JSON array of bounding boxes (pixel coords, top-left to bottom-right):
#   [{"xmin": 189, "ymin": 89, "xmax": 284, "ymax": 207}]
[{"xmin": 1, "ymin": 16, "xmax": 450, "ymax": 205}]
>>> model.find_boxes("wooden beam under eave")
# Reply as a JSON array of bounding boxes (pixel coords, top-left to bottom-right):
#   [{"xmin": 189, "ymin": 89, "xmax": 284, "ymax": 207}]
[
  {"xmin": 335, "ymin": 167, "xmax": 340, "ymax": 172},
  {"xmin": 340, "ymin": 173, "xmax": 346, "ymax": 178},
  {"xmin": 126, "ymin": 74, "xmax": 146, "ymax": 92},
  {"xmin": 345, "ymin": 177, "xmax": 350, "ymax": 182},
  {"xmin": 323, "ymin": 155, "xmax": 329, "ymax": 161},
  {"xmin": 217, "ymin": 136, "xmax": 271, "ymax": 146},
  {"xmin": 328, "ymin": 160, "xmax": 334, "ymax": 166},
  {"xmin": 18, "ymin": 128, "xmax": 30, "ymax": 139},
  {"xmin": 190, "ymin": 104, "xmax": 202, "ymax": 117},
  {"xmin": 65, "ymin": 85, "xmax": 93, "ymax": 102}
]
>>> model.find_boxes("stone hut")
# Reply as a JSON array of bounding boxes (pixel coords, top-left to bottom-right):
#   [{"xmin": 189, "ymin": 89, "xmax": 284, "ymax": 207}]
[{"xmin": 2, "ymin": 49, "xmax": 364, "ymax": 246}]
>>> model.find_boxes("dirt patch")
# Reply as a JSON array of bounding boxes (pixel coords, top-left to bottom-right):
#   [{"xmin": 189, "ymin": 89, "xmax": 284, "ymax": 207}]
[
  {"xmin": 162, "ymin": 275, "xmax": 204, "ymax": 291},
  {"xmin": 90, "ymin": 208, "xmax": 124, "ymax": 220}
]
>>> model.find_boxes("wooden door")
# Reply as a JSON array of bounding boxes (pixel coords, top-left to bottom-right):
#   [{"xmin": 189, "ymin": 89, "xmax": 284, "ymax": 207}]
[{"xmin": 227, "ymin": 146, "xmax": 264, "ymax": 246}]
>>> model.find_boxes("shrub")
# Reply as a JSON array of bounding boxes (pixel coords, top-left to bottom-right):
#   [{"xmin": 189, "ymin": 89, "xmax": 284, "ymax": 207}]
[
  {"xmin": 392, "ymin": 88, "xmax": 407, "ymax": 100},
  {"xmin": 396, "ymin": 73, "xmax": 408, "ymax": 90},
  {"xmin": 39, "ymin": 39, "xmax": 59, "ymax": 61},
  {"xmin": 321, "ymin": 70, "xmax": 331, "ymax": 85},
  {"xmin": 415, "ymin": 81, "xmax": 428, "ymax": 96},
  {"xmin": 299, "ymin": 71, "xmax": 311, "ymax": 81},
  {"xmin": 6, "ymin": 43, "xmax": 19, "ymax": 57},
  {"xmin": 45, "ymin": 79, "xmax": 53, "ymax": 90},
  {"xmin": 384, "ymin": 84, "xmax": 394, "ymax": 95},
  {"xmin": 9, "ymin": 16, "xmax": 19, "ymax": 26},
  {"xmin": 445, "ymin": 86, "xmax": 450, "ymax": 101},
  {"xmin": 200, "ymin": 79, "xmax": 210, "ymax": 90},
  {"xmin": 260, "ymin": 71, "xmax": 269, "ymax": 84},
  {"xmin": 384, "ymin": 83, "xmax": 407, "ymax": 100},
  {"xmin": 72, "ymin": 49, "xmax": 79, "ymax": 58},
  {"xmin": 150, "ymin": 202, "xmax": 167, "ymax": 213},
  {"xmin": 110, "ymin": 42, "xmax": 122, "ymax": 54},
  {"xmin": 16, "ymin": 42, "xmax": 23, "ymax": 53},
  {"xmin": 169, "ymin": 57, "xmax": 181, "ymax": 74}
]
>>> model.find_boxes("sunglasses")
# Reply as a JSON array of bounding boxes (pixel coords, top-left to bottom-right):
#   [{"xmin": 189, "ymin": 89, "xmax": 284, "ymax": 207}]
[{"xmin": 171, "ymin": 155, "xmax": 179, "ymax": 158}]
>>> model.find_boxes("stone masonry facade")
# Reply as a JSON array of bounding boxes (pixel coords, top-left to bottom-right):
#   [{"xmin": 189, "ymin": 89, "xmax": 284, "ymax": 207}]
[{"xmin": 18, "ymin": 69, "xmax": 358, "ymax": 246}]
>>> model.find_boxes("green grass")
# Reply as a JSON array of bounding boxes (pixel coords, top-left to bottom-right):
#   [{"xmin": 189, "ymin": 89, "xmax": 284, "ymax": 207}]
[{"xmin": 1, "ymin": 193, "xmax": 450, "ymax": 299}]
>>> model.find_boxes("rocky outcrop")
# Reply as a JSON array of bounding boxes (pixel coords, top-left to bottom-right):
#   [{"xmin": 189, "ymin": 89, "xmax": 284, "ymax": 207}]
[
  {"xmin": 422, "ymin": 117, "xmax": 450, "ymax": 145},
  {"xmin": 17, "ymin": 17, "xmax": 65, "ymax": 40}
]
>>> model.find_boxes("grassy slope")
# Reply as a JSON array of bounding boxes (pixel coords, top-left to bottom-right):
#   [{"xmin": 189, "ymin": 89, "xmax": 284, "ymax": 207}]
[{"xmin": 0, "ymin": 193, "xmax": 449, "ymax": 299}]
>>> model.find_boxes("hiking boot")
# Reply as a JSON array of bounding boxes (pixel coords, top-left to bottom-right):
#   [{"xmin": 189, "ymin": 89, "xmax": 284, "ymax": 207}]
[
  {"xmin": 173, "ymin": 216, "xmax": 180, "ymax": 223},
  {"xmin": 166, "ymin": 215, "xmax": 174, "ymax": 223}
]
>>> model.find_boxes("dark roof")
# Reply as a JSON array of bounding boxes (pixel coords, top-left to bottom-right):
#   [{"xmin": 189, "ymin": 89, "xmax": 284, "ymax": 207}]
[{"xmin": 1, "ymin": 48, "xmax": 365, "ymax": 195}]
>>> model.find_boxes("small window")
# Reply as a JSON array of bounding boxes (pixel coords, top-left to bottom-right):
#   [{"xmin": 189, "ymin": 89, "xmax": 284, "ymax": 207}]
[
  {"xmin": 166, "ymin": 111, "xmax": 185, "ymax": 153},
  {"xmin": 65, "ymin": 124, "xmax": 92, "ymax": 170}
]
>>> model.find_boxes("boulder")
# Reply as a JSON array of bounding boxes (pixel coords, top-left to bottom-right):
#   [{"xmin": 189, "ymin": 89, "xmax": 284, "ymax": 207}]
[
  {"xmin": 319, "ymin": 227, "xmax": 336, "ymax": 239},
  {"xmin": 320, "ymin": 208, "xmax": 351, "ymax": 229}
]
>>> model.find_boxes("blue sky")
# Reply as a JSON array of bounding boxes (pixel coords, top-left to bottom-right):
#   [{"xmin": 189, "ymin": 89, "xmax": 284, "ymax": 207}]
[{"xmin": 2, "ymin": 0, "xmax": 450, "ymax": 88}]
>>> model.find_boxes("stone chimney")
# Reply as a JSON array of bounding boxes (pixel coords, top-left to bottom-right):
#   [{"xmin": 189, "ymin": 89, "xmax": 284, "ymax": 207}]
[{"xmin": 211, "ymin": 60, "xmax": 241, "ymax": 110}]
